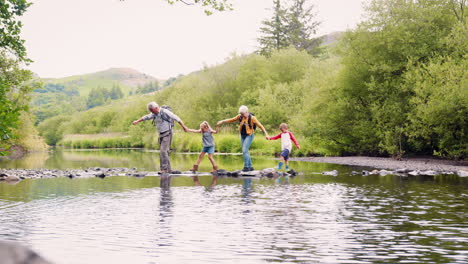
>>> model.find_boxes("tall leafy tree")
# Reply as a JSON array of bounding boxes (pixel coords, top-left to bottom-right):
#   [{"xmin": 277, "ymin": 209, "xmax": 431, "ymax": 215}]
[
  {"xmin": 258, "ymin": 0, "xmax": 322, "ymax": 56},
  {"xmin": 285, "ymin": 0, "xmax": 322, "ymax": 55},
  {"xmin": 109, "ymin": 84, "xmax": 124, "ymax": 100},
  {"xmin": 258, "ymin": 0, "xmax": 289, "ymax": 56},
  {"xmin": 0, "ymin": 0, "xmax": 31, "ymax": 62},
  {"xmin": 0, "ymin": 0, "xmax": 35, "ymax": 154}
]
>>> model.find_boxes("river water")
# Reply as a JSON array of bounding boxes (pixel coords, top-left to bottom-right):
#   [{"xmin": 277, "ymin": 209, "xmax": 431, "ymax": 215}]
[{"xmin": 0, "ymin": 149, "xmax": 467, "ymax": 264}]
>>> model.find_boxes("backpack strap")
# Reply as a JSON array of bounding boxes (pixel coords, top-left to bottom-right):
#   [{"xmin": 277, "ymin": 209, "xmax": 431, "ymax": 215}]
[
  {"xmin": 159, "ymin": 108, "xmax": 170, "ymax": 123},
  {"xmin": 239, "ymin": 113, "xmax": 255, "ymax": 130}
]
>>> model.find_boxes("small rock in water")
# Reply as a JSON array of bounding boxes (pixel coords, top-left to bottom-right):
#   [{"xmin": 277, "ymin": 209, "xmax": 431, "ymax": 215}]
[
  {"xmin": 440, "ymin": 171, "xmax": 454, "ymax": 175},
  {"xmin": 378, "ymin": 170, "xmax": 393, "ymax": 176},
  {"xmin": 95, "ymin": 172, "xmax": 106, "ymax": 178},
  {"xmin": 362, "ymin": 170, "xmax": 370, "ymax": 176},
  {"xmin": 0, "ymin": 240, "xmax": 52, "ymax": 264},
  {"xmin": 5, "ymin": 175, "xmax": 20, "ymax": 182},
  {"xmin": 322, "ymin": 170, "xmax": 338, "ymax": 176},
  {"xmin": 287, "ymin": 169, "xmax": 298, "ymax": 176},
  {"xmin": 0, "ymin": 173, "xmax": 9, "ymax": 180},
  {"xmin": 370, "ymin": 170, "xmax": 380, "ymax": 175},
  {"xmin": 395, "ymin": 168, "xmax": 411, "ymax": 173},
  {"xmin": 408, "ymin": 170, "xmax": 420, "ymax": 176},
  {"xmin": 420, "ymin": 170, "xmax": 438, "ymax": 176},
  {"xmin": 261, "ymin": 168, "xmax": 277, "ymax": 178},
  {"xmin": 457, "ymin": 170, "xmax": 468, "ymax": 177},
  {"xmin": 351, "ymin": 171, "xmax": 359, "ymax": 175}
]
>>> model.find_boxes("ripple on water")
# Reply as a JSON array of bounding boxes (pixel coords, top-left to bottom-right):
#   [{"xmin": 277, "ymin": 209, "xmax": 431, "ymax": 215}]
[{"xmin": 0, "ymin": 176, "xmax": 466, "ymax": 264}]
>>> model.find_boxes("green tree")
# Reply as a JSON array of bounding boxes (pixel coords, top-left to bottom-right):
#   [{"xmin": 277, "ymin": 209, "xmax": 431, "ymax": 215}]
[
  {"xmin": 86, "ymin": 88, "xmax": 106, "ymax": 109},
  {"xmin": 258, "ymin": 0, "xmax": 289, "ymax": 56},
  {"xmin": 0, "ymin": 52, "xmax": 34, "ymax": 143},
  {"xmin": 311, "ymin": 0, "xmax": 466, "ymax": 157},
  {"xmin": 136, "ymin": 81, "xmax": 160, "ymax": 94},
  {"xmin": 0, "ymin": 0, "xmax": 35, "ymax": 154},
  {"xmin": 285, "ymin": 0, "xmax": 322, "ymax": 55},
  {"xmin": 109, "ymin": 84, "xmax": 124, "ymax": 99},
  {"xmin": 0, "ymin": 0, "xmax": 31, "ymax": 62}
]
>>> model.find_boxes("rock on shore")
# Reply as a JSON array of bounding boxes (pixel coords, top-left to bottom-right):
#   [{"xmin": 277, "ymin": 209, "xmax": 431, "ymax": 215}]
[{"xmin": 291, "ymin": 156, "xmax": 467, "ymax": 172}]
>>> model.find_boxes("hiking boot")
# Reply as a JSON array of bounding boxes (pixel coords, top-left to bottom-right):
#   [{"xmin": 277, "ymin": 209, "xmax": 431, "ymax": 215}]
[
  {"xmin": 242, "ymin": 167, "xmax": 250, "ymax": 172},
  {"xmin": 276, "ymin": 162, "xmax": 283, "ymax": 170},
  {"xmin": 190, "ymin": 164, "xmax": 198, "ymax": 173},
  {"xmin": 248, "ymin": 167, "xmax": 255, "ymax": 171}
]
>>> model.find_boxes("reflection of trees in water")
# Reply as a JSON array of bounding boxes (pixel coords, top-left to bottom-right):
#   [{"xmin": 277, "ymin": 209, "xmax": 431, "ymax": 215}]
[{"xmin": 0, "ymin": 151, "xmax": 50, "ymax": 169}]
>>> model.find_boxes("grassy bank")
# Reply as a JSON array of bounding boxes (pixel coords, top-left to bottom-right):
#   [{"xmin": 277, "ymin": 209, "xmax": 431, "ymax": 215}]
[{"xmin": 58, "ymin": 132, "xmax": 314, "ymax": 156}]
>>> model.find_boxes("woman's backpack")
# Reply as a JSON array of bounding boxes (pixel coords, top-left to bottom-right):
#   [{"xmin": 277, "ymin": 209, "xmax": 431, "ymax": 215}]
[{"xmin": 238, "ymin": 113, "xmax": 256, "ymax": 130}]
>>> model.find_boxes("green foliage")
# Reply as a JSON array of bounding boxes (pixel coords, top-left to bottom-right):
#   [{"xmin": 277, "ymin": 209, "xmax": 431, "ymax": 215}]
[
  {"xmin": 31, "ymin": 83, "xmax": 85, "ymax": 124},
  {"xmin": 258, "ymin": 0, "xmax": 289, "ymax": 55},
  {"xmin": 164, "ymin": 0, "xmax": 233, "ymax": 15},
  {"xmin": 258, "ymin": 0, "xmax": 322, "ymax": 56},
  {"xmin": 404, "ymin": 24, "xmax": 468, "ymax": 159},
  {"xmin": 86, "ymin": 85, "xmax": 123, "ymax": 109},
  {"xmin": 135, "ymin": 81, "xmax": 159, "ymax": 94},
  {"xmin": 57, "ymin": 132, "xmax": 308, "ymax": 157},
  {"xmin": 0, "ymin": 51, "xmax": 37, "ymax": 153},
  {"xmin": 310, "ymin": 0, "xmax": 467, "ymax": 158},
  {"xmin": 285, "ymin": 0, "xmax": 322, "ymax": 55},
  {"xmin": 37, "ymin": 115, "xmax": 70, "ymax": 145},
  {"xmin": 0, "ymin": 0, "xmax": 31, "ymax": 62}
]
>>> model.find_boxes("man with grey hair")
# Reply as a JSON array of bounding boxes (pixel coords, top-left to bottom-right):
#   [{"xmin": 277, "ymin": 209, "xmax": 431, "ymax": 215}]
[{"xmin": 132, "ymin": 102, "xmax": 189, "ymax": 173}]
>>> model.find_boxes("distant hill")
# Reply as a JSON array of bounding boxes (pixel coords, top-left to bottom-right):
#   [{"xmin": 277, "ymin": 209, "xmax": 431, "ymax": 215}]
[
  {"xmin": 31, "ymin": 68, "xmax": 161, "ymax": 124},
  {"xmin": 41, "ymin": 68, "xmax": 159, "ymax": 97},
  {"xmin": 320, "ymin": 31, "xmax": 344, "ymax": 46}
]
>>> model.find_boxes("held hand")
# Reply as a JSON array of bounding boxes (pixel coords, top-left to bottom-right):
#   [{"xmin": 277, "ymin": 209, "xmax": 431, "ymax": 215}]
[
  {"xmin": 132, "ymin": 120, "xmax": 139, "ymax": 125},
  {"xmin": 216, "ymin": 121, "xmax": 223, "ymax": 126}
]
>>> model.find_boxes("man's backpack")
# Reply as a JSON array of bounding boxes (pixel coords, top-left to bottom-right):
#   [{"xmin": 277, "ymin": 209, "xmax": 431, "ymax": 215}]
[
  {"xmin": 153, "ymin": 105, "xmax": 175, "ymax": 129},
  {"xmin": 238, "ymin": 113, "xmax": 256, "ymax": 130}
]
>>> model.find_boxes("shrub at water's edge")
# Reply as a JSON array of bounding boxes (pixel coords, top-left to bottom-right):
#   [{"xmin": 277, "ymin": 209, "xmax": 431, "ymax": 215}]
[{"xmin": 57, "ymin": 132, "xmax": 311, "ymax": 157}]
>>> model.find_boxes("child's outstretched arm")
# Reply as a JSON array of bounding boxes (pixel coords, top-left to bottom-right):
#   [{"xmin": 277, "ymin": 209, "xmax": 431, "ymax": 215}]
[
  {"xmin": 186, "ymin": 128, "xmax": 202, "ymax": 133},
  {"xmin": 206, "ymin": 122, "xmax": 218, "ymax": 134},
  {"xmin": 289, "ymin": 132, "xmax": 300, "ymax": 149},
  {"xmin": 267, "ymin": 133, "xmax": 282, "ymax": 141}
]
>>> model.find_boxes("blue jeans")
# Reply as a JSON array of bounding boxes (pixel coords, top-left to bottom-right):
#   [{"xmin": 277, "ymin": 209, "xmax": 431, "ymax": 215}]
[{"xmin": 240, "ymin": 134, "xmax": 254, "ymax": 168}]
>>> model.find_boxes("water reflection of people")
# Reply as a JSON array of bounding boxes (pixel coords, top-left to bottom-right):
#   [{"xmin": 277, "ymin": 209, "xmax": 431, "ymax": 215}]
[
  {"xmin": 157, "ymin": 175, "xmax": 173, "ymax": 247},
  {"xmin": 193, "ymin": 174, "xmax": 218, "ymax": 188},
  {"xmin": 159, "ymin": 175, "xmax": 173, "ymax": 220},
  {"xmin": 273, "ymin": 175, "xmax": 290, "ymax": 184},
  {"xmin": 242, "ymin": 178, "xmax": 253, "ymax": 199}
]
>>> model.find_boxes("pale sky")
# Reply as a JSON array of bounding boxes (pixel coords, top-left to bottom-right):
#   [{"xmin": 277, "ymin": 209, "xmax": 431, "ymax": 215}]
[{"xmin": 21, "ymin": 0, "xmax": 366, "ymax": 79}]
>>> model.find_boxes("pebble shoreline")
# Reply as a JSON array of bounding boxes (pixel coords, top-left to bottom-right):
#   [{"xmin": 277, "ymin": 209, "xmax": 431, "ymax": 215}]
[{"xmin": 291, "ymin": 156, "xmax": 468, "ymax": 172}]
